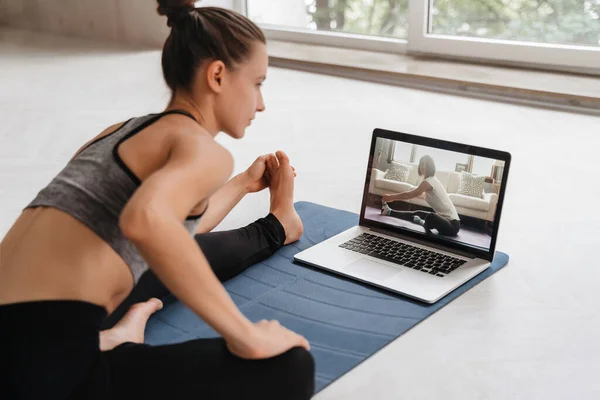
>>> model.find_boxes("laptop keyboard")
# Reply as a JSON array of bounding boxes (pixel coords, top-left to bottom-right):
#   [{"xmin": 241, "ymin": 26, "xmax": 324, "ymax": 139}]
[{"xmin": 339, "ymin": 233, "xmax": 467, "ymax": 278}]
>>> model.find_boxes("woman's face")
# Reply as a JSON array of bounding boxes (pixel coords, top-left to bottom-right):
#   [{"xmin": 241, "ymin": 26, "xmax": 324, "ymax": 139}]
[{"xmin": 215, "ymin": 42, "xmax": 268, "ymax": 139}]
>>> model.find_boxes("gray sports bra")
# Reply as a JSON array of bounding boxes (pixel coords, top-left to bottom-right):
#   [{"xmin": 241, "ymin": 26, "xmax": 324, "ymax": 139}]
[{"xmin": 25, "ymin": 110, "xmax": 203, "ymax": 284}]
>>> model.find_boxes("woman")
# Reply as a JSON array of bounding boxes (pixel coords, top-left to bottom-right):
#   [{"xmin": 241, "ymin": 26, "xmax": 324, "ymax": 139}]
[
  {"xmin": 381, "ymin": 155, "xmax": 461, "ymax": 237},
  {"xmin": 0, "ymin": 2, "xmax": 315, "ymax": 399}
]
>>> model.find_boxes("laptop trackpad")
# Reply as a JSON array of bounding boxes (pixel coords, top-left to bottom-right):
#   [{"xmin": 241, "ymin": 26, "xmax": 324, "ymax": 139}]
[{"xmin": 343, "ymin": 259, "xmax": 402, "ymax": 282}]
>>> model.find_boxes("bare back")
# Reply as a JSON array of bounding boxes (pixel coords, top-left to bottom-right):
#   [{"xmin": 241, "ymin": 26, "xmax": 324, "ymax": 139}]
[{"xmin": 0, "ymin": 114, "xmax": 211, "ymax": 313}]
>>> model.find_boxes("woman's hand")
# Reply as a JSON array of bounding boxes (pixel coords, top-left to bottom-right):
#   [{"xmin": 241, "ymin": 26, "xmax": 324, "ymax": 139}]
[
  {"xmin": 226, "ymin": 319, "xmax": 310, "ymax": 360},
  {"xmin": 243, "ymin": 154, "xmax": 296, "ymax": 194},
  {"xmin": 382, "ymin": 194, "xmax": 396, "ymax": 203}
]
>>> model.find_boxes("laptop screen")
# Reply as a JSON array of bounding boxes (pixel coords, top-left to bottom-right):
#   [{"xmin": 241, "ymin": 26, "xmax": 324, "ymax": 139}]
[{"xmin": 361, "ymin": 130, "xmax": 510, "ymax": 259}]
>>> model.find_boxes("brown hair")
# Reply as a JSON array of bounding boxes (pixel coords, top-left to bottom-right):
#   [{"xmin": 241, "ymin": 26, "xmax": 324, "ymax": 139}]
[
  {"xmin": 156, "ymin": 0, "xmax": 266, "ymax": 94},
  {"xmin": 418, "ymin": 155, "xmax": 436, "ymax": 178}
]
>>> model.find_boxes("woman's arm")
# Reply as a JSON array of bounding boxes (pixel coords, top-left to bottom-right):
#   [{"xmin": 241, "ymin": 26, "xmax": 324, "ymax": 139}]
[
  {"xmin": 119, "ymin": 133, "xmax": 255, "ymax": 348},
  {"xmin": 194, "ymin": 154, "xmax": 274, "ymax": 234},
  {"xmin": 383, "ymin": 180, "xmax": 432, "ymax": 202},
  {"xmin": 194, "ymin": 172, "xmax": 252, "ymax": 234}
]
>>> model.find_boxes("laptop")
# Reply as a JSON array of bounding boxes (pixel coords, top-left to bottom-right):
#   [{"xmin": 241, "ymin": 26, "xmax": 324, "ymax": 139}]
[{"xmin": 294, "ymin": 128, "xmax": 511, "ymax": 304}]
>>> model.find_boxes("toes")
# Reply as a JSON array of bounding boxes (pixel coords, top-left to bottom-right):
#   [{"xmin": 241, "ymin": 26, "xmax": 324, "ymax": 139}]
[
  {"xmin": 275, "ymin": 150, "xmax": 290, "ymax": 166},
  {"xmin": 148, "ymin": 298, "xmax": 163, "ymax": 312},
  {"xmin": 129, "ymin": 298, "xmax": 163, "ymax": 318},
  {"xmin": 267, "ymin": 154, "xmax": 278, "ymax": 172}
]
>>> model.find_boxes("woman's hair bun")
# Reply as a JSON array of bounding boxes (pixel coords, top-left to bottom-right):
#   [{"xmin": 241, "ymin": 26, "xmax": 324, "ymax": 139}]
[{"xmin": 157, "ymin": 0, "xmax": 196, "ymax": 27}]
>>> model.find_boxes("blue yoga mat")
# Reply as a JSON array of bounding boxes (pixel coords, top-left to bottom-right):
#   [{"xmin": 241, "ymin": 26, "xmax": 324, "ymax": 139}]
[{"xmin": 145, "ymin": 201, "xmax": 509, "ymax": 392}]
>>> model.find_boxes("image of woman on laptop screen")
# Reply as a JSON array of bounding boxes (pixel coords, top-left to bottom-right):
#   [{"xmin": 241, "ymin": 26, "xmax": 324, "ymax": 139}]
[
  {"xmin": 365, "ymin": 138, "xmax": 496, "ymax": 250},
  {"xmin": 381, "ymin": 155, "xmax": 461, "ymax": 237}
]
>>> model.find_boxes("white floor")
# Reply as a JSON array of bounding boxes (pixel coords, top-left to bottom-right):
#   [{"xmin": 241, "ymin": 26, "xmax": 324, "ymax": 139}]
[{"xmin": 2, "ymin": 28, "xmax": 600, "ymax": 399}]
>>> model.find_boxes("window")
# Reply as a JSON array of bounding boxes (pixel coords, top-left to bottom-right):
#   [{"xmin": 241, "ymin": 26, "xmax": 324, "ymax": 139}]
[
  {"xmin": 392, "ymin": 141, "xmax": 413, "ymax": 162},
  {"xmin": 247, "ymin": 0, "xmax": 409, "ymax": 39},
  {"xmin": 409, "ymin": 0, "xmax": 599, "ymax": 72},
  {"xmin": 430, "ymin": 0, "xmax": 600, "ymax": 47},
  {"xmin": 240, "ymin": 0, "xmax": 600, "ymax": 73},
  {"xmin": 471, "ymin": 156, "xmax": 495, "ymax": 178},
  {"xmin": 413, "ymin": 146, "xmax": 470, "ymax": 173}
]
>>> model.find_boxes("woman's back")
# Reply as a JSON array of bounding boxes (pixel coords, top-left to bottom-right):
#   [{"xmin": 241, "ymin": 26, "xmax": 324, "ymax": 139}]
[
  {"xmin": 423, "ymin": 176, "xmax": 460, "ymax": 221},
  {"xmin": 0, "ymin": 111, "xmax": 207, "ymax": 312}
]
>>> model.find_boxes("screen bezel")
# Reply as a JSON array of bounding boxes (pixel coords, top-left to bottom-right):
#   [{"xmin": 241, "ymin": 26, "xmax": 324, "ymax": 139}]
[{"xmin": 359, "ymin": 128, "xmax": 511, "ymax": 261}]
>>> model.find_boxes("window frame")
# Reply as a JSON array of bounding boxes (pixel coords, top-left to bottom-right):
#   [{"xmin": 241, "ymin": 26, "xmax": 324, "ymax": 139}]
[
  {"xmin": 407, "ymin": 0, "xmax": 600, "ymax": 74},
  {"xmin": 240, "ymin": 0, "xmax": 600, "ymax": 74},
  {"xmin": 239, "ymin": 0, "xmax": 408, "ymax": 53}
]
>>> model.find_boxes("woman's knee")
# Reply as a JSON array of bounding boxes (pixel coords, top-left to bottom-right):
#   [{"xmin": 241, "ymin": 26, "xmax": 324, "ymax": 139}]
[
  {"xmin": 423, "ymin": 214, "xmax": 437, "ymax": 230},
  {"xmin": 271, "ymin": 347, "xmax": 315, "ymax": 399},
  {"xmin": 451, "ymin": 225, "xmax": 460, "ymax": 236}
]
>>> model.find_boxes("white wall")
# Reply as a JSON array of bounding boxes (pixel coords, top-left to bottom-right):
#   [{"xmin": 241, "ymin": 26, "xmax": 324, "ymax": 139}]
[
  {"xmin": 202, "ymin": 0, "xmax": 235, "ymax": 8},
  {"xmin": 0, "ymin": 0, "xmax": 236, "ymax": 47}
]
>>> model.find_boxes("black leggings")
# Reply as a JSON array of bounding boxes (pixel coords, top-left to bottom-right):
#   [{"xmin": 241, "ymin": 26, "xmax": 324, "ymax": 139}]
[
  {"xmin": 102, "ymin": 213, "xmax": 289, "ymax": 328},
  {"xmin": 389, "ymin": 209, "xmax": 461, "ymax": 236},
  {"xmin": 0, "ymin": 214, "xmax": 315, "ymax": 400}
]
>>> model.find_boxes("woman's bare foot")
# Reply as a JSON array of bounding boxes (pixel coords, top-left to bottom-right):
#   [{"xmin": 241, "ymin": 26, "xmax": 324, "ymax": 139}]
[
  {"xmin": 99, "ymin": 298, "xmax": 163, "ymax": 351},
  {"xmin": 267, "ymin": 150, "xmax": 303, "ymax": 245}
]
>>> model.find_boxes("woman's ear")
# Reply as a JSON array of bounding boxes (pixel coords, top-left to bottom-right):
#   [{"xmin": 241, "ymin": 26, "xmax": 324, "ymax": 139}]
[{"xmin": 207, "ymin": 60, "xmax": 225, "ymax": 93}]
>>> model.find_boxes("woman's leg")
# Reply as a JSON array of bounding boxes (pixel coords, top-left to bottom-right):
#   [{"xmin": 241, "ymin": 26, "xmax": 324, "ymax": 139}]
[
  {"xmin": 197, "ymin": 213, "xmax": 288, "ymax": 282},
  {"xmin": 423, "ymin": 214, "xmax": 460, "ymax": 236},
  {"xmin": 101, "ymin": 215, "xmax": 287, "ymax": 330},
  {"xmin": 382, "ymin": 202, "xmax": 431, "ymax": 225},
  {"xmin": 389, "ymin": 210, "xmax": 430, "ymax": 222},
  {"xmin": 381, "ymin": 202, "xmax": 460, "ymax": 236},
  {"xmin": 101, "ymin": 338, "xmax": 315, "ymax": 400}
]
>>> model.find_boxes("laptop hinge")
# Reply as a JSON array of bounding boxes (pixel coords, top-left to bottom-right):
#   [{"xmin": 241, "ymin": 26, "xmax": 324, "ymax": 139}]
[{"xmin": 369, "ymin": 227, "xmax": 478, "ymax": 259}]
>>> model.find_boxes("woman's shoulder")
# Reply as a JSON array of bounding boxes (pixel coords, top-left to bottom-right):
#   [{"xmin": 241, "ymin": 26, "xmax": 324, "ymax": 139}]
[
  {"xmin": 422, "ymin": 176, "xmax": 438, "ymax": 190},
  {"xmin": 169, "ymin": 129, "xmax": 233, "ymax": 176},
  {"xmin": 179, "ymin": 128, "xmax": 232, "ymax": 159},
  {"xmin": 70, "ymin": 120, "xmax": 130, "ymax": 161}
]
